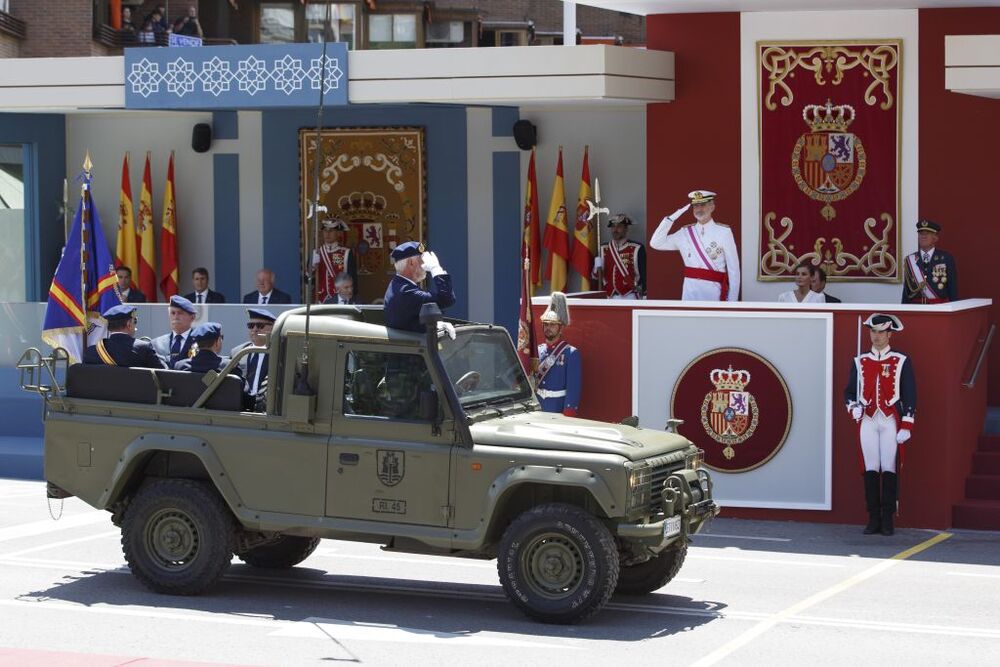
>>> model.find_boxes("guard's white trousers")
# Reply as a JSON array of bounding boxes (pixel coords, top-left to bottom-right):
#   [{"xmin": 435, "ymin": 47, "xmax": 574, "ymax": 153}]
[{"xmin": 860, "ymin": 410, "xmax": 898, "ymax": 473}]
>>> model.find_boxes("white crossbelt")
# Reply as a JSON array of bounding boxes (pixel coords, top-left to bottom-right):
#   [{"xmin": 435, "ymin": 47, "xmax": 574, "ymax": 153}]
[{"xmin": 536, "ymin": 389, "xmax": 566, "ymax": 399}]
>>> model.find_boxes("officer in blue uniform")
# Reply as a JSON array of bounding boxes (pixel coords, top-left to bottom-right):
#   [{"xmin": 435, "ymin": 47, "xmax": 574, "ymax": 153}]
[
  {"xmin": 534, "ymin": 292, "xmax": 582, "ymax": 416},
  {"xmin": 383, "ymin": 241, "xmax": 456, "ymax": 332},
  {"xmin": 902, "ymin": 219, "xmax": 958, "ymax": 303},
  {"xmin": 175, "ymin": 322, "xmax": 241, "ymax": 376},
  {"xmin": 83, "ymin": 304, "xmax": 166, "ymax": 368},
  {"xmin": 151, "ymin": 295, "xmax": 198, "ymax": 368}
]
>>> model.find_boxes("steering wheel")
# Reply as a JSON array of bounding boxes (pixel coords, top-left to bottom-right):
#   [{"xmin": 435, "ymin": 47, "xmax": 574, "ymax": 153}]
[{"xmin": 454, "ymin": 371, "xmax": 481, "ymax": 395}]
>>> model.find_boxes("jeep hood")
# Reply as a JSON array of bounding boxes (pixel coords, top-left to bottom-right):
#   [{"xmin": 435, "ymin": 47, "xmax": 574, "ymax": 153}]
[{"xmin": 469, "ymin": 410, "xmax": 693, "ymax": 461}]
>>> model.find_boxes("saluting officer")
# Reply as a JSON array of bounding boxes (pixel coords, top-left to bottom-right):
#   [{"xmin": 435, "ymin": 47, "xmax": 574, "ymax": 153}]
[
  {"xmin": 383, "ymin": 241, "xmax": 456, "ymax": 332},
  {"xmin": 83, "ymin": 304, "xmax": 165, "ymax": 369},
  {"xmin": 844, "ymin": 313, "xmax": 917, "ymax": 536},
  {"xmin": 650, "ymin": 190, "xmax": 741, "ymax": 301},
  {"xmin": 593, "ymin": 213, "xmax": 647, "ymax": 299},
  {"xmin": 534, "ymin": 292, "xmax": 582, "ymax": 417},
  {"xmin": 902, "ymin": 219, "xmax": 957, "ymax": 304},
  {"xmin": 175, "ymin": 322, "xmax": 240, "ymax": 376}
]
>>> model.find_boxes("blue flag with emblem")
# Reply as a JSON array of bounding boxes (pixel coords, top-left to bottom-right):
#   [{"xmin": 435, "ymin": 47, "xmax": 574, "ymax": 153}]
[{"xmin": 41, "ymin": 169, "xmax": 121, "ymax": 363}]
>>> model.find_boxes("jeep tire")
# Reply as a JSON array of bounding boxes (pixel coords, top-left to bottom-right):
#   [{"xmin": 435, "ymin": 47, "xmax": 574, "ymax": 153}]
[
  {"xmin": 238, "ymin": 536, "xmax": 320, "ymax": 569},
  {"xmin": 498, "ymin": 503, "xmax": 619, "ymax": 624},
  {"xmin": 615, "ymin": 540, "xmax": 688, "ymax": 595},
  {"xmin": 122, "ymin": 478, "xmax": 237, "ymax": 595}
]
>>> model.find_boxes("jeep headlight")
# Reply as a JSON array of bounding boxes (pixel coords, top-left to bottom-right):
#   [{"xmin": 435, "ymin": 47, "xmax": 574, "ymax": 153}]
[
  {"xmin": 686, "ymin": 448, "xmax": 704, "ymax": 471},
  {"xmin": 626, "ymin": 462, "xmax": 651, "ymax": 513}
]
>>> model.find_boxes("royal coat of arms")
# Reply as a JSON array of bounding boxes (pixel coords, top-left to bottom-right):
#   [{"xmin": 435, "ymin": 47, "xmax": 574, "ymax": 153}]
[
  {"xmin": 700, "ymin": 365, "xmax": 760, "ymax": 460},
  {"xmin": 791, "ymin": 100, "xmax": 866, "ymax": 222}
]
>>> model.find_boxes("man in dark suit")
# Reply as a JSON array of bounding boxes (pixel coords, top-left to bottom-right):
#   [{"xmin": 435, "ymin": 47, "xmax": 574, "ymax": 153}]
[
  {"xmin": 902, "ymin": 219, "xmax": 958, "ymax": 304},
  {"xmin": 151, "ymin": 295, "xmax": 197, "ymax": 368},
  {"xmin": 175, "ymin": 322, "xmax": 242, "ymax": 376},
  {"xmin": 323, "ymin": 272, "xmax": 361, "ymax": 305},
  {"xmin": 83, "ymin": 304, "xmax": 165, "ymax": 368},
  {"xmin": 383, "ymin": 241, "xmax": 455, "ymax": 332},
  {"xmin": 115, "ymin": 266, "xmax": 146, "ymax": 303},
  {"xmin": 242, "ymin": 268, "xmax": 293, "ymax": 305},
  {"xmin": 230, "ymin": 308, "xmax": 274, "ymax": 404},
  {"xmin": 811, "ymin": 267, "xmax": 842, "ymax": 303},
  {"xmin": 184, "ymin": 267, "xmax": 226, "ymax": 304}
]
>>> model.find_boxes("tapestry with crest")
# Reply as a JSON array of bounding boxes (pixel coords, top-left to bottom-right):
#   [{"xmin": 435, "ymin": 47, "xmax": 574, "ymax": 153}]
[
  {"xmin": 299, "ymin": 127, "xmax": 426, "ymax": 304},
  {"xmin": 758, "ymin": 41, "xmax": 901, "ymax": 282}
]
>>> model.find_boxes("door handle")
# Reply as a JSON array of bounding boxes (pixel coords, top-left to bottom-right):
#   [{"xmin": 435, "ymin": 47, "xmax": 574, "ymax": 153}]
[{"xmin": 339, "ymin": 452, "xmax": 359, "ymax": 465}]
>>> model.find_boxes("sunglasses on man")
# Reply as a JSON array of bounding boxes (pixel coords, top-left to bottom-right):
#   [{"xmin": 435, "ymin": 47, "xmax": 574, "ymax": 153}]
[{"xmin": 246, "ymin": 321, "xmax": 270, "ymax": 330}]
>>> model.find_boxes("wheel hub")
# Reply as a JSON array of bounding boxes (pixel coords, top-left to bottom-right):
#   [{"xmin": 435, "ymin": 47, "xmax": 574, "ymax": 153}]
[
  {"xmin": 146, "ymin": 509, "xmax": 199, "ymax": 570},
  {"xmin": 522, "ymin": 532, "xmax": 584, "ymax": 599}
]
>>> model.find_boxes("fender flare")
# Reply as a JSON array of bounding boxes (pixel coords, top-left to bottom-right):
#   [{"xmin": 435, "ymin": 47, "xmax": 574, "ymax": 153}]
[{"xmin": 484, "ymin": 464, "xmax": 621, "ymax": 520}]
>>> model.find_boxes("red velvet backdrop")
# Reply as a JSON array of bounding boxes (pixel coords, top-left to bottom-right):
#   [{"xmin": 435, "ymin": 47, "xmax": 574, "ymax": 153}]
[
  {"xmin": 920, "ymin": 8, "xmax": 1000, "ymax": 404},
  {"xmin": 646, "ymin": 13, "xmax": 742, "ymax": 300}
]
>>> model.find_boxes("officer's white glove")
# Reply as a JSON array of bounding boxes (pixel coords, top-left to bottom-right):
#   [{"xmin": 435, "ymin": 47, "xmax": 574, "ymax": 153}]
[
  {"xmin": 437, "ymin": 321, "xmax": 456, "ymax": 340},
  {"xmin": 667, "ymin": 203, "xmax": 691, "ymax": 222},
  {"xmin": 421, "ymin": 251, "xmax": 446, "ymax": 277},
  {"xmin": 311, "ymin": 249, "xmax": 320, "ymax": 267},
  {"xmin": 849, "ymin": 404, "xmax": 863, "ymax": 421},
  {"xmin": 591, "ymin": 256, "xmax": 603, "ymax": 278},
  {"xmin": 896, "ymin": 429, "xmax": 911, "ymax": 444}
]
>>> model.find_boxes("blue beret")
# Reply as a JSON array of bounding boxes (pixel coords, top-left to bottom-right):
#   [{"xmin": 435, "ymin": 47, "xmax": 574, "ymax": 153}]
[
  {"xmin": 390, "ymin": 241, "xmax": 424, "ymax": 263},
  {"xmin": 191, "ymin": 322, "xmax": 222, "ymax": 343},
  {"xmin": 169, "ymin": 295, "xmax": 196, "ymax": 314},
  {"xmin": 246, "ymin": 307, "xmax": 276, "ymax": 322},
  {"xmin": 103, "ymin": 304, "xmax": 137, "ymax": 322}
]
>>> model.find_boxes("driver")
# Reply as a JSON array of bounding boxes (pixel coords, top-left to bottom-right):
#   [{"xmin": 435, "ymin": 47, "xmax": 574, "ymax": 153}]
[{"xmin": 534, "ymin": 292, "xmax": 582, "ymax": 416}]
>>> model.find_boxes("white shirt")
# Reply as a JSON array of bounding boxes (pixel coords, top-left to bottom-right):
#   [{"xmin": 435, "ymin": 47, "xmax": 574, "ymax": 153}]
[
  {"xmin": 777, "ymin": 289, "xmax": 826, "ymax": 303},
  {"xmin": 258, "ymin": 291, "xmax": 272, "ymax": 305},
  {"xmin": 193, "ymin": 290, "xmax": 208, "ymax": 304},
  {"xmin": 650, "ymin": 217, "xmax": 741, "ymax": 301}
]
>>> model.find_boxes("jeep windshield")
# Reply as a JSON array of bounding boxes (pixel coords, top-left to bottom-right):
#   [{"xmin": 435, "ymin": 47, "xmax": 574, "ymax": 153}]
[{"xmin": 438, "ymin": 327, "xmax": 533, "ymax": 408}]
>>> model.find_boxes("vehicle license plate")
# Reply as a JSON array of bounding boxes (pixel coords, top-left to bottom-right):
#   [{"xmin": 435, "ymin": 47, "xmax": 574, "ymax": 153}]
[{"xmin": 664, "ymin": 515, "xmax": 681, "ymax": 538}]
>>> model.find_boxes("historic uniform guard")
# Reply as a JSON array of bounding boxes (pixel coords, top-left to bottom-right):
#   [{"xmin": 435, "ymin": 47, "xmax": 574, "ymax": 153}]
[
  {"xmin": 844, "ymin": 313, "xmax": 917, "ymax": 536},
  {"xmin": 534, "ymin": 292, "xmax": 581, "ymax": 416},
  {"xmin": 902, "ymin": 219, "xmax": 957, "ymax": 304},
  {"xmin": 83, "ymin": 304, "xmax": 165, "ymax": 369},
  {"xmin": 312, "ymin": 217, "xmax": 357, "ymax": 304},
  {"xmin": 594, "ymin": 213, "xmax": 646, "ymax": 299},
  {"xmin": 383, "ymin": 241, "xmax": 456, "ymax": 332},
  {"xmin": 650, "ymin": 190, "xmax": 741, "ymax": 301},
  {"xmin": 176, "ymin": 322, "xmax": 241, "ymax": 376}
]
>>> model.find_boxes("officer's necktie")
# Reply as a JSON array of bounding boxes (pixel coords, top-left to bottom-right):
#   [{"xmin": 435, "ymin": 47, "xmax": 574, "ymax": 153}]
[{"xmin": 170, "ymin": 334, "xmax": 181, "ymax": 356}]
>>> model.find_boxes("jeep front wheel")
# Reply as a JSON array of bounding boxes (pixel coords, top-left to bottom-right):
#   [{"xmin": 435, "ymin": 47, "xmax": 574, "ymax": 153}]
[
  {"xmin": 497, "ymin": 503, "xmax": 619, "ymax": 624},
  {"xmin": 615, "ymin": 540, "xmax": 688, "ymax": 596},
  {"xmin": 122, "ymin": 478, "xmax": 237, "ymax": 595},
  {"xmin": 238, "ymin": 536, "xmax": 320, "ymax": 569}
]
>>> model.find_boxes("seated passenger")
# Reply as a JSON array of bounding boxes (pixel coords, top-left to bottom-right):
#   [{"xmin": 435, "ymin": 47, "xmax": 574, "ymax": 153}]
[
  {"xmin": 175, "ymin": 322, "xmax": 241, "ymax": 377},
  {"xmin": 83, "ymin": 305, "xmax": 166, "ymax": 369}
]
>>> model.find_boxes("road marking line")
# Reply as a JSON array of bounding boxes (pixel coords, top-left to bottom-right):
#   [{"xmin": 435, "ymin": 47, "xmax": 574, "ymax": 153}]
[
  {"xmin": 945, "ymin": 571, "xmax": 1000, "ymax": 580},
  {"xmin": 688, "ymin": 553, "xmax": 845, "ymax": 568},
  {"xmin": 1, "ymin": 530, "xmax": 119, "ymax": 558},
  {"xmin": 696, "ymin": 533, "xmax": 792, "ymax": 542},
  {"xmin": 0, "ymin": 512, "xmax": 109, "ymax": 543},
  {"xmin": 690, "ymin": 531, "xmax": 953, "ymax": 667}
]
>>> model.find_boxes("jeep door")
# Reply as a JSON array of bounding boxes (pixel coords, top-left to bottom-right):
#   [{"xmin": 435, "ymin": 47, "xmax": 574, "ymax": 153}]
[{"xmin": 325, "ymin": 343, "xmax": 453, "ymax": 526}]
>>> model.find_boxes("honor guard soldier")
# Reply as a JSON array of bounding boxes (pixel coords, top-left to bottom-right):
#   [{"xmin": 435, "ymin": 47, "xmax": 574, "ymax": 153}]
[
  {"xmin": 384, "ymin": 241, "xmax": 456, "ymax": 332},
  {"xmin": 83, "ymin": 304, "xmax": 165, "ymax": 369},
  {"xmin": 650, "ymin": 190, "xmax": 741, "ymax": 301},
  {"xmin": 176, "ymin": 322, "xmax": 241, "ymax": 376},
  {"xmin": 902, "ymin": 219, "xmax": 957, "ymax": 304},
  {"xmin": 151, "ymin": 295, "xmax": 197, "ymax": 369},
  {"xmin": 593, "ymin": 213, "xmax": 647, "ymax": 299},
  {"xmin": 844, "ymin": 313, "xmax": 917, "ymax": 536},
  {"xmin": 535, "ymin": 292, "xmax": 582, "ymax": 416},
  {"xmin": 312, "ymin": 217, "xmax": 358, "ymax": 304}
]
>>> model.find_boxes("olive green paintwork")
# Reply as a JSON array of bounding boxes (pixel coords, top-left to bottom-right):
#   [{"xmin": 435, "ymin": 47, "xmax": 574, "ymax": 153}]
[{"xmin": 32, "ymin": 304, "xmax": 716, "ymax": 555}]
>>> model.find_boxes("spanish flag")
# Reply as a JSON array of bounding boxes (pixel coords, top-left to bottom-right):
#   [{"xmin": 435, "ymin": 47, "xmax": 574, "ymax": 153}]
[
  {"xmin": 543, "ymin": 148, "xmax": 570, "ymax": 292},
  {"xmin": 159, "ymin": 151, "xmax": 179, "ymax": 299},
  {"xmin": 569, "ymin": 146, "xmax": 595, "ymax": 290},
  {"xmin": 137, "ymin": 152, "xmax": 157, "ymax": 301},
  {"xmin": 114, "ymin": 153, "xmax": 138, "ymax": 275}
]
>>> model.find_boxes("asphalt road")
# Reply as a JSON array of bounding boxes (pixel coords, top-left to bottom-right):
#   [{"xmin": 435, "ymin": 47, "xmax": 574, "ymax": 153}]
[{"xmin": 1, "ymin": 478, "xmax": 999, "ymax": 666}]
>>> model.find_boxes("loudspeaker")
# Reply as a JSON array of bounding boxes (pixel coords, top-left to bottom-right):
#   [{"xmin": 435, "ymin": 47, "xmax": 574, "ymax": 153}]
[
  {"xmin": 513, "ymin": 120, "xmax": 537, "ymax": 150},
  {"xmin": 191, "ymin": 123, "xmax": 213, "ymax": 153}
]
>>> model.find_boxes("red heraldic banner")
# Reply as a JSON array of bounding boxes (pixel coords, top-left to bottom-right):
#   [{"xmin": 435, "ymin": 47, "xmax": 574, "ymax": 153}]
[{"xmin": 758, "ymin": 41, "xmax": 901, "ymax": 282}]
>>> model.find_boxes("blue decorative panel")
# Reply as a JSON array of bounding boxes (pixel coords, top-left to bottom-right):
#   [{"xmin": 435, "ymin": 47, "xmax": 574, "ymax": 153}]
[{"xmin": 124, "ymin": 43, "xmax": 348, "ymax": 110}]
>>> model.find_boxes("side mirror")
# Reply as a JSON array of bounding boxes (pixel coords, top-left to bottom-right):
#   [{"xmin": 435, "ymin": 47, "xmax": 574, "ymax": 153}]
[{"xmin": 419, "ymin": 389, "xmax": 440, "ymax": 422}]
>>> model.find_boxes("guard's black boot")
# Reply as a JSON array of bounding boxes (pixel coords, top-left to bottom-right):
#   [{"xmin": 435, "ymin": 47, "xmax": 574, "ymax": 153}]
[
  {"xmin": 863, "ymin": 471, "xmax": 881, "ymax": 535},
  {"xmin": 880, "ymin": 471, "xmax": 898, "ymax": 536}
]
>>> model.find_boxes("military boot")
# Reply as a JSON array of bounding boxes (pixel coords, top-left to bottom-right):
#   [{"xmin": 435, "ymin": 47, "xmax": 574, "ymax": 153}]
[
  {"xmin": 880, "ymin": 471, "xmax": 898, "ymax": 536},
  {"xmin": 863, "ymin": 470, "xmax": 881, "ymax": 535}
]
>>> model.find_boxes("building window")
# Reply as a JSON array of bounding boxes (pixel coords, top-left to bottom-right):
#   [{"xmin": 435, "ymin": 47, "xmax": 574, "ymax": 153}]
[
  {"xmin": 260, "ymin": 2, "xmax": 296, "ymax": 43},
  {"xmin": 306, "ymin": 3, "xmax": 358, "ymax": 49},
  {"xmin": 0, "ymin": 145, "xmax": 26, "ymax": 301},
  {"xmin": 368, "ymin": 13, "xmax": 418, "ymax": 49},
  {"xmin": 0, "ymin": 1, "xmax": 10, "ymax": 14},
  {"xmin": 425, "ymin": 20, "xmax": 471, "ymax": 48}
]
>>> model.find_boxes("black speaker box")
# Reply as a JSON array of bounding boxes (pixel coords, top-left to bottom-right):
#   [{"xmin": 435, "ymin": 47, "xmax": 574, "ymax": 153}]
[
  {"xmin": 513, "ymin": 120, "xmax": 537, "ymax": 150},
  {"xmin": 191, "ymin": 123, "xmax": 213, "ymax": 153}
]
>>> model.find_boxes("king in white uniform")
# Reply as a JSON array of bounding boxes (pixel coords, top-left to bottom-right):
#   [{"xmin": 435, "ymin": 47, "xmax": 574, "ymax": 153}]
[{"xmin": 650, "ymin": 190, "xmax": 740, "ymax": 302}]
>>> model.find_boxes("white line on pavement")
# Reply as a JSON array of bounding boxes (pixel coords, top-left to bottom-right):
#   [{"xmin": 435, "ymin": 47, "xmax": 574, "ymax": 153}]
[
  {"xmin": 695, "ymin": 533, "xmax": 792, "ymax": 542},
  {"xmin": 0, "ymin": 512, "xmax": 109, "ymax": 543},
  {"xmin": 1, "ymin": 531, "xmax": 119, "ymax": 558},
  {"xmin": 688, "ymin": 553, "xmax": 845, "ymax": 568},
  {"xmin": 945, "ymin": 571, "xmax": 1000, "ymax": 579}
]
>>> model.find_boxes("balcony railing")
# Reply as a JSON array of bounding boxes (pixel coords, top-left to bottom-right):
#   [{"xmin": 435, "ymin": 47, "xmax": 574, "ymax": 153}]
[
  {"xmin": 0, "ymin": 10, "xmax": 26, "ymax": 39},
  {"xmin": 93, "ymin": 25, "xmax": 237, "ymax": 49}
]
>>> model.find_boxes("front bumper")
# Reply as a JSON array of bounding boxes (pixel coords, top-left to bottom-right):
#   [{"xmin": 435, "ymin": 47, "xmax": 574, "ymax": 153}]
[{"xmin": 616, "ymin": 468, "xmax": 720, "ymax": 548}]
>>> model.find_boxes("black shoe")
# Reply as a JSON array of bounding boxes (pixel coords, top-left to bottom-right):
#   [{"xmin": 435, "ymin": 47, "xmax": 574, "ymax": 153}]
[{"xmin": 863, "ymin": 512, "xmax": 881, "ymax": 535}]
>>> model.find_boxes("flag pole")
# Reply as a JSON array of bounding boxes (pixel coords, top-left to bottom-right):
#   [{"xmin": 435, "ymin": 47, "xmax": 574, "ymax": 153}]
[
  {"xmin": 63, "ymin": 178, "xmax": 70, "ymax": 244},
  {"xmin": 80, "ymin": 152, "xmax": 93, "ymax": 349}
]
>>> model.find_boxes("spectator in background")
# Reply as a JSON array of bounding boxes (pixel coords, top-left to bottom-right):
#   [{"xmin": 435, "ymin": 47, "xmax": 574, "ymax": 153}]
[
  {"xmin": 242, "ymin": 269, "xmax": 293, "ymax": 305},
  {"xmin": 811, "ymin": 267, "xmax": 842, "ymax": 303},
  {"xmin": 138, "ymin": 16, "xmax": 156, "ymax": 43},
  {"xmin": 778, "ymin": 260, "xmax": 825, "ymax": 303},
  {"xmin": 175, "ymin": 5, "xmax": 204, "ymax": 38},
  {"xmin": 121, "ymin": 6, "xmax": 136, "ymax": 35},
  {"xmin": 115, "ymin": 266, "xmax": 146, "ymax": 303},
  {"xmin": 184, "ymin": 267, "xmax": 227, "ymax": 304},
  {"xmin": 323, "ymin": 272, "xmax": 359, "ymax": 305},
  {"xmin": 152, "ymin": 5, "xmax": 170, "ymax": 32}
]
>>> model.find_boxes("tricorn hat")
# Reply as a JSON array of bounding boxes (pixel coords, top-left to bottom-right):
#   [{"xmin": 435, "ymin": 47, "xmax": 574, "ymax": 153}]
[
  {"xmin": 864, "ymin": 313, "xmax": 904, "ymax": 332},
  {"xmin": 607, "ymin": 213, "xmax": 633, "ymax": 227},
  {"xmin": 321, "ymin": 217, "xmax": 350, "ymax": 232},
  {"xmin": 540, "ymin": 291, "xmax": 570, "ymax": 326}
]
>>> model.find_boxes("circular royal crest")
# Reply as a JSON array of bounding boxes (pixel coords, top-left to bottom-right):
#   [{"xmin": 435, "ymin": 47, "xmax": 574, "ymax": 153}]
[
  {"xmin": 791, "ymin": 100, "xmax": 866, "ymax": 222},
  {"xmin": 671, "ymin": 348, "xmax": 792, "ymax": 473}
]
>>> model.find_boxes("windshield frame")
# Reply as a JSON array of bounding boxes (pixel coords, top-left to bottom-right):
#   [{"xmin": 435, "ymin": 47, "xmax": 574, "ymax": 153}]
[{"xmin": 436, "ymin": 324, "xmax": 534, "ymax": 410}]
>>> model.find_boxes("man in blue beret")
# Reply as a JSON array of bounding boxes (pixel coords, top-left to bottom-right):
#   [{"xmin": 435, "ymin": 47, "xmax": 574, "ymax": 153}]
[
  {"xmin": 383, "ymin": 241, "xmax": 456, "ymax": 332},
  {"xmin": 83, "ymin": 304, "xmax": 166, "ymax": 368},
  {"xmin": 175, "ymin": 322, "xmax": 242, "ymax": 376},
  {"xmin": 151, "ymin": 295, "xmax": 198, "ymax": 368}
]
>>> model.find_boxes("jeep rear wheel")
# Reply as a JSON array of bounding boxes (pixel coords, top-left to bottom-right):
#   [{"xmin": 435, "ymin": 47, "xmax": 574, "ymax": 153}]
[
  {"xmin": 238, "ymin": 536, "xmax": 320, "ymax": 569},
  {"xmin": 497, "ymin": 503, "xmax": 619, "ymax": 624},
  {"xmin": 615, "ymin": 540, "xmax": 688, "ymax": 596},
  {"xmin": 122, "ymin": 479, "xmax": 236, "ymax": 595}
]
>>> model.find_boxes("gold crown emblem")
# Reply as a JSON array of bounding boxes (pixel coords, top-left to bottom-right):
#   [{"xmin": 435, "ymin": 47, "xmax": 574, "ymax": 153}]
[
  {"xmin": 802, "ymin": 100, "xmax": 855, "ymax": 133},
  {"xmin": 338, "ymin": 190, "xmax": 387, "ymax": 220},
  {"xmin": 709, "ymin": 365, "xmax": 751, "ymax": 391}
]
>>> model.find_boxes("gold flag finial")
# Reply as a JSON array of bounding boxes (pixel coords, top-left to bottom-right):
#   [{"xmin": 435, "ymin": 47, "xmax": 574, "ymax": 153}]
[{"xmin": 82, "ymin": 151, "xmax": 93, "ymax": 175}]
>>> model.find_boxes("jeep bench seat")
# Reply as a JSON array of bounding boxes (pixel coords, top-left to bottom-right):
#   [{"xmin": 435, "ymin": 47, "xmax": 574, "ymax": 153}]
[{"xmin": 65, "ymin": 364, "xmax": 244, "ymax": 411}]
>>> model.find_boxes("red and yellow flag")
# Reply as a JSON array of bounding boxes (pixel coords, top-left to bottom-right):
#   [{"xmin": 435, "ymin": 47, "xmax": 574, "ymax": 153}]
[
  {"xmin": 114, "ymin": 153, "xmax": 138, "ymax": 275},
  {"xmin": 159, "ymin": 151, "xmax": 179, "ymax": 299},
  {"xmin": 543, "ymin": 148, "xmax": 570, "ymax": 292},
  {"xmin": 569, "ymin": 146, "xmax": 596, "ymax": 290},
  {"xmin": 137, "ymin": 152, "xmax": 157, "ymax": 301},
  {"xmin": 517, "ymin": 149, "xmax": 541, "ymax": 373}
]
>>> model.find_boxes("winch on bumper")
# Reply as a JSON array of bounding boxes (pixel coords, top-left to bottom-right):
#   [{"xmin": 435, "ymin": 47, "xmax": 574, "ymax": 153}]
[{"xmin": 616, "ymin": 468, "xmax": 720, "ymax": 549}]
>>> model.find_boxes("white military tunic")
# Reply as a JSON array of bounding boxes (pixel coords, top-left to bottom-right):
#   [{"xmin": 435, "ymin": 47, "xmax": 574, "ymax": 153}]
[
  {"xmin": 777, "ymin": 289, "xmax": 826, "ymax": 304},
  {"xmin": 650, "ymin": 218, "xmax": 741, "ymax": 301}
]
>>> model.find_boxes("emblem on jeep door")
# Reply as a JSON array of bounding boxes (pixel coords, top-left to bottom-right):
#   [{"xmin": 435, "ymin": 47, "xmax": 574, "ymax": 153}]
[{"xmin": 377, "ymin": 450, "xmax": 405, "ymax": 486}]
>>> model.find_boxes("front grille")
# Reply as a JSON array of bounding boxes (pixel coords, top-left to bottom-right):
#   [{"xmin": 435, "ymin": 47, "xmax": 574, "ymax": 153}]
[{"xmin": 649, "ymin": 460, "xmax": 684, "ymax": 512}]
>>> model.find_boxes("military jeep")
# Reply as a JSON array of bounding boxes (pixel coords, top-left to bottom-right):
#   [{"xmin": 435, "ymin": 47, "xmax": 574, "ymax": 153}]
[{"xmin": 19, "ymin": 304, "xmax": 718, "ymax": 624}]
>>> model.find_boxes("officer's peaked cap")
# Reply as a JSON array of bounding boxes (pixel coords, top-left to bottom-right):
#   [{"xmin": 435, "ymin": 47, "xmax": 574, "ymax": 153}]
[
  {"xmin": 688, "ymin": 190, "xmax": 717, "ymax": 204},
  {"xmin": 916, "ymin": 219, "xmax": 941, "ymax": 234}
]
